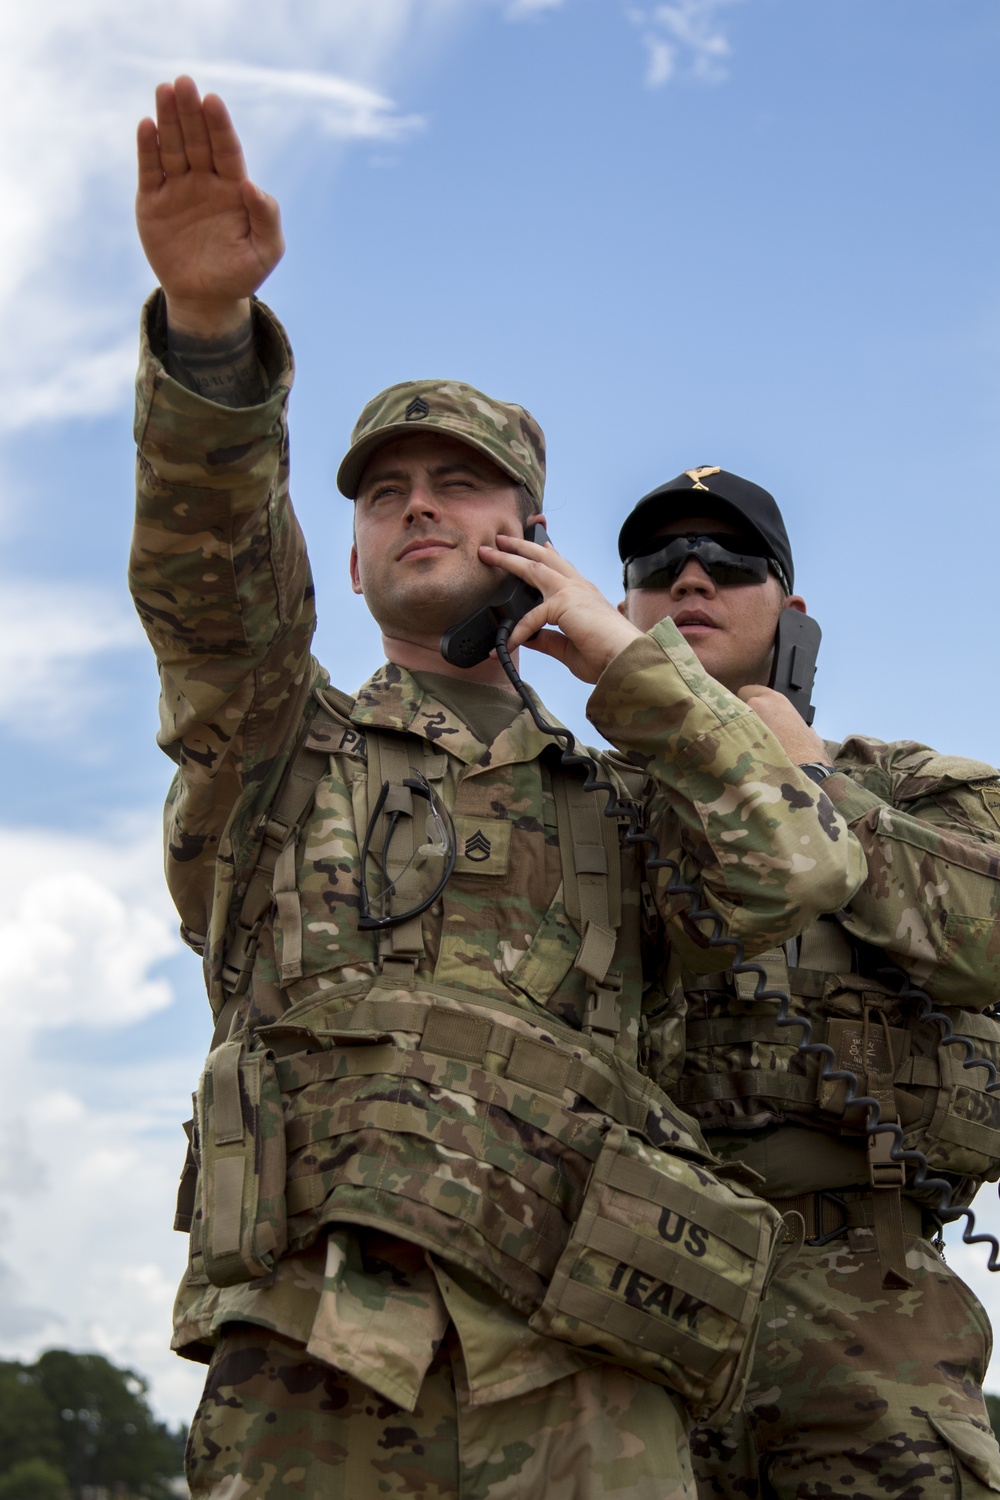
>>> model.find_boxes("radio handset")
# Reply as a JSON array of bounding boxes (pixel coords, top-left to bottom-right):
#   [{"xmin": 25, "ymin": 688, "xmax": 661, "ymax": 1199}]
[
  {"xmin": 768, "ymin": 609, "xmax": 822, "ymax": 726},
  {"xmin": 439, "ymin": 522, "xmax": 549, "ymax": 669}
]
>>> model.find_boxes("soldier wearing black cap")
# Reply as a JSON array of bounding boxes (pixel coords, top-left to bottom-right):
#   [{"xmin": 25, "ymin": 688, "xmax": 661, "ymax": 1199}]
[{"xmin": 619, "ymin": 469, "xmax": 1000, "ymax": 1500}]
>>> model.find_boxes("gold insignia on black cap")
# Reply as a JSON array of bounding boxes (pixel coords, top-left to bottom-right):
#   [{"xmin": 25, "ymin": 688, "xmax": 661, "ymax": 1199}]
[{"xmin": 684, "ymin": 466, "xmax": 722, "ymax": 491}]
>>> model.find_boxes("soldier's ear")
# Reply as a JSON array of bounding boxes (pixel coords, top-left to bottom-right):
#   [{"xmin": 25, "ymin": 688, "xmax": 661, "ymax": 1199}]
[
  {"xmin": 782, "ymin": 594, "xmax": 808, "ymax": 616},
  {"xmin": 349, "ymin": 544, "xmax": 364, "ymax": 596}
]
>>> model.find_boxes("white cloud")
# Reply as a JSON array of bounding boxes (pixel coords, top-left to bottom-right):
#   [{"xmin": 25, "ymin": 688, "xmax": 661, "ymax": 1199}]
[
  {"xmin": 0, "ymin": 1, "xmax": 460, "ymax": 432},
  {"xmin": 0, "ymin": 816, "xmax": 207, "ymax": 1422},
  {"xmin": 0, "ymin": 580, "xmax": 143, "ymax": 738},
  {"xmin": 142, "ymin": 58, "xmax": 427, "ymax": 142},
  {"xmin": 0, "ymin": 873, "xmax": 174, "ymax": 1030},
  {"xmin": 0, "ymin": 340, "xmax": 143, "ymax": 430},
  {"xmin": 629, "ymin": 0, "xmax": 742, "ymax": 86},
  {"xmin": 0, "ymin": 1075, "xmax": 207, "ymax": 1424},
  {"xmin": 0, "ymin": 821, "xmax": 180, "ymax": 1035}
]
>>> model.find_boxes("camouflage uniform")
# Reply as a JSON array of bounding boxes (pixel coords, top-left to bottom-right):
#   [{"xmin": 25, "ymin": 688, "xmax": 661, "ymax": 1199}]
[
  {"xmin": 681, "ymin": 737, "xmax": 1000, "ymax": 1497},
  {"xmin": 130, "ymin": 293, "xmax": 864, "ymax": 1497}
]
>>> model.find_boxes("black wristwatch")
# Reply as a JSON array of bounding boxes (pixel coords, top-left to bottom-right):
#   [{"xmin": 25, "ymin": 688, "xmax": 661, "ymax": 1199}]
[{"xmin": 799, "ymin": 762, "xmax": 837, "ymax": 785}]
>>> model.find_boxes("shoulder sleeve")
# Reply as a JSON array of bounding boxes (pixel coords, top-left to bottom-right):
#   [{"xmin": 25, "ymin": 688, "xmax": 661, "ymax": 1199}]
[
  {"xmin": 820, "ymin": 737, "xmax": 1000, "ymax": 1008},
  {"xmin": 130, "ymin": 290, "xmax": 325, "ymax": 944},
  {"xmin": 586, "ymin": 620, "xmax": 866, "ymax": 970}
]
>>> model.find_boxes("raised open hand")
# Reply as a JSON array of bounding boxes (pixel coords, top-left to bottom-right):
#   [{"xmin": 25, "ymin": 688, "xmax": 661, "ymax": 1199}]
[{"xmin": 136, "ymin": 76, "xmax": 284, "ymax": 336}]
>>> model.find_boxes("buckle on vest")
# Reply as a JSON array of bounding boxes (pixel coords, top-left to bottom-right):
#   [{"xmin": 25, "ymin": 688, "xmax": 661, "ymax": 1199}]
[
  {"xmin": 804, "ymin": 1191, "xmax": 850, "ymax": 1246},
  {"xmin": 261, "ymin": 814, "xmax": 294, "ymax": 852},
  {"xmin": 868, "ymin": 1124, "xmax": 906, "ymax": 1189},
  {"xmin": 221, "ymin": 920, "xmax": 263, "ymax": 997},
  {"xmin": 584, "ymin": 972, "xmax": 623, "ymax": 1052}
]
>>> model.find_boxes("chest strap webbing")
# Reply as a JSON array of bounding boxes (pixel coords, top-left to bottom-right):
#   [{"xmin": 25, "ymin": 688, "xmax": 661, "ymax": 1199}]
[
  {"xmin": 365, "ymin": 731, "xmax": 447, "ymax": 982},
  {"xmin": 175, "ymin": 689, "xmax": 358, "ymax": 1234},
  {"xmin": 220, "ymin": 687, "xmax": 357, "ymax": 1014},
  {"xmin": 553, "ymin": 771, "xmax": 625, "ymax": 1052}
]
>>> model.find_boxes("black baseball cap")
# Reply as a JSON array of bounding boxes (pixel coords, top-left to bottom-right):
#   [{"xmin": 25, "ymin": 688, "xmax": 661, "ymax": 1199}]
[{"xmin": 618, "ymin": 466, "xmax": 794, "ymax": 592}]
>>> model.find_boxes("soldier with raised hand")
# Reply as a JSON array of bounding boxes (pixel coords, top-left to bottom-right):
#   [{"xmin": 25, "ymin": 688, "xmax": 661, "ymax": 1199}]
[
  {"xmin": 132, "ymin": 79, "xmax": 865, "ymax": 1499},
  {"xmin": 619, "ymin": 467, "xmax": 1000, "ymax": 1499}
]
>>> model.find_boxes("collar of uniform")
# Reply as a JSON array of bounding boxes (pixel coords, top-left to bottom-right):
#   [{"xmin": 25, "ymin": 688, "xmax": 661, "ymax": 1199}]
[
  {"xmin": 476, "ymin": 682, "xmax": 576, "ymax": 774},
  {"xmin": 351, "ymin": 663, "xmax": 573, "ymax": 771},
  {"xmin": 352, "ymin": 662, "xmax": 484, "ymax": 764}
]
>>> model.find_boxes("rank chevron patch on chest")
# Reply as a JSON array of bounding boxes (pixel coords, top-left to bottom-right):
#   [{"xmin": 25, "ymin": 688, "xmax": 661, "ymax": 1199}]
[{"xmin": 464, "ymin": 828, "xmax": 492, "ymax": 862}]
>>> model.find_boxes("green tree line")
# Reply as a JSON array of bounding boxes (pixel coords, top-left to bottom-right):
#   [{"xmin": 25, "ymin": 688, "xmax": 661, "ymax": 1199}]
[
  {"xmin": 0, "ymin": 1351, "xmax": 185, "ymax": 1499},
  {"xmin": 2, "ymin": 1346, "xmax": 997, "ymax": 1496}
]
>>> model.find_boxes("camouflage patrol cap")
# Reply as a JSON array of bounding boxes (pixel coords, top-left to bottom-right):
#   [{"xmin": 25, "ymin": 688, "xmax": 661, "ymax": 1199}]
[
  {"xmin": 336, "ymin": 379, "xmax": 546, "ymax": 503},
  {"xmin": 619, "ymin": 466, "xmax": 795, "ymax": 591}
]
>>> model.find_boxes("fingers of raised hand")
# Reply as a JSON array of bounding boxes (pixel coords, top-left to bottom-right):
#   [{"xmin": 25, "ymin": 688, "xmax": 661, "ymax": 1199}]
[
  {"xmin": 136, "ymin": 118, "xmax": 164, "ymax": 194},
  {"xmin": 203, "ymin": 92, "xmax": 249, "ymax": 181},
  {"xmin": 154, "ymin": 82, "xmax": 191, "ymax": 176},
  {"xmin": 174, "ymin": 76, "xmax": 215, "ymax": 174},
  {"xmin": 151, "ymin": 78, "xmax": 248, "ymax": 183}
]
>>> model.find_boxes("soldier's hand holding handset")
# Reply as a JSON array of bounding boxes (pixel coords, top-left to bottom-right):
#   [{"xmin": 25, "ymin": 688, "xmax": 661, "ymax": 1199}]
[
  {"xmin": 480, "ymin": 531, "xmax": 646, "ymax": 685},
  {"xmin": 135, "ymin": 76, "xmax": 284, "ymax": 338}
]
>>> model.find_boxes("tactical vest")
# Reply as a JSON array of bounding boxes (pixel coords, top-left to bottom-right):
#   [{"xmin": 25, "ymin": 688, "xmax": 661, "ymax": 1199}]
[
  {"xmin": 179, "ymin": 686, "xmax": 795, "ymax": 1424},
  {"xmin": 674, "ymin": 918, "xmax": 1000, "ymax": 1195}
]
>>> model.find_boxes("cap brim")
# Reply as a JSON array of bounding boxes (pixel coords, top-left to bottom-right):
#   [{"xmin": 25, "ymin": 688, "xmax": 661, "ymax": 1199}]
[{"xmin": 337, "ymin": 424, "xmax": 527, "ymax": 499}]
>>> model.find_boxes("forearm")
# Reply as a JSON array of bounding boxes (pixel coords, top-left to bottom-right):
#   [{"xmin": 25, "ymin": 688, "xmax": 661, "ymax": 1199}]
[
  {"xmin": 588, "ymin": 620, "xmax": 866, "ymax": 958},
  {"xmin": 165, "ymin": 315, "xmax": 268, "ymax": 407},
  {"xmin": 131, "ymin": 290, "xmax": 316, "ymax": 762}
]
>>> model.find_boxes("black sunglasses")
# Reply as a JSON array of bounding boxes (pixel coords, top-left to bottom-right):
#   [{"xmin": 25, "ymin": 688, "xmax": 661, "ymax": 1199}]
[{"xmin": 624, "ymin": 534, "xmax": 788, "ymax": 593}]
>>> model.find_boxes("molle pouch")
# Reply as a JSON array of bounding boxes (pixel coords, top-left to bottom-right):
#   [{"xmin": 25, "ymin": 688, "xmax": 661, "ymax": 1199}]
[
  {"xmin": 528, "ymin": 1123, "xmax": 795, "ymax": 1425},
  {"xmin": 196, "ymin": 1035, "xmax": 288, "ymax": 1287}
]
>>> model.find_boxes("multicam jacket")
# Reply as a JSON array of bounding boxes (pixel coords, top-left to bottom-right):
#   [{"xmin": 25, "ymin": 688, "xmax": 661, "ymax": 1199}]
[{"xmin": 130, "ymin": 293, "xmax": 864, "ymax": 1410}]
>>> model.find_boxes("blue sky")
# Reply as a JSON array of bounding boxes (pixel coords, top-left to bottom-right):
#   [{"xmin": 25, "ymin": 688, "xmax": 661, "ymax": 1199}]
[{"xmin": 0, "ymin": 0, "xmax": 998, "ymax": 1425}]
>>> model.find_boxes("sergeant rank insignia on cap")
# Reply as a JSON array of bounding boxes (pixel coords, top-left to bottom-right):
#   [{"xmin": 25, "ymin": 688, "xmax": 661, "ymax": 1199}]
[{"xmin": 405, "ymin": 396, "xmax": 430, "ymax": 421}]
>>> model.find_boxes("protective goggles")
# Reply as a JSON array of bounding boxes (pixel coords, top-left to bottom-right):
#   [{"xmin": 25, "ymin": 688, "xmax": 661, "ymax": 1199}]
[
  {"xmin": 623, "ymin": 534, "xmax": 789, "ymax": 594},
  {"xmin": 358, "ymin": 770, "xmax": 457, "ymax": 930}
]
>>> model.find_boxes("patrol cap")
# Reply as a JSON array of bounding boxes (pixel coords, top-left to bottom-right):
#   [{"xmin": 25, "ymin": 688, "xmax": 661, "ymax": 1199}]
[
  {"xmin": 618, "ymin": 466, "xmax": 794, "ymax": 592},
  {"xmin": 337, "ymin": 379, "xmax": 546, "ymax": 504}
]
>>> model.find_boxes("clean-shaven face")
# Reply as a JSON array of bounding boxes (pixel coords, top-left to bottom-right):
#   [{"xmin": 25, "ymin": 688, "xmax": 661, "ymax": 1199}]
[
  {"xmin": 350, "ymin": 432, "xmax": 524, "ymax": 646},
  {"xmin": 622, "ymin": 514, "xmax": 807, "ymax": 692}
]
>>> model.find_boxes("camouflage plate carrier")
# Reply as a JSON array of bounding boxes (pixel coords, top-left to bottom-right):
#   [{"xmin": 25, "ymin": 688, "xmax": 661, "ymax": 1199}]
[{"xmin": 180, "ymin": 686, "xmax": 798, "ymax": 1425}]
